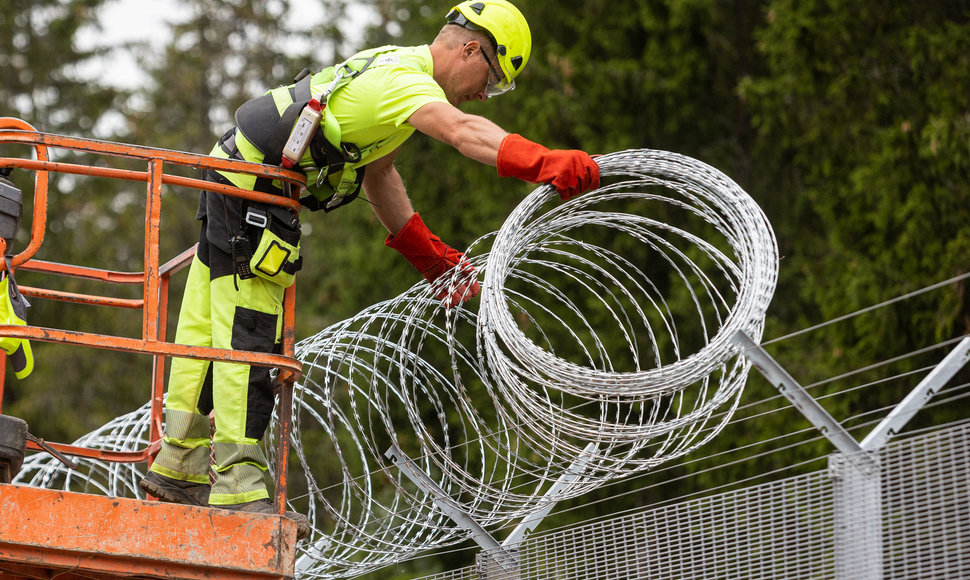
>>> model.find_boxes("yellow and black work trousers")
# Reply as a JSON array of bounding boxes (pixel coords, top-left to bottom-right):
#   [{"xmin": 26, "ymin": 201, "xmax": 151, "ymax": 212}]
[{"xmin": 149, "ymin": 217, "xmax": 285, "ymax": 506}]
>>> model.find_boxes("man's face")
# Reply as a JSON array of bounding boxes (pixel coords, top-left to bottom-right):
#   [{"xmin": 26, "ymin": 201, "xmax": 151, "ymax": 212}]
[{"xmin": 447, "ymin": 41, "xmax": 500, "ymax": 106}]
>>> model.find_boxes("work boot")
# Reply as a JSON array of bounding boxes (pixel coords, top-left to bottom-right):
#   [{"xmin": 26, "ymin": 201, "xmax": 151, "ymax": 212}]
[
  {"xmin": 140, "ymin": 471, "xmax": 211, "ymax": 507},
  {"xmin": 214, "ymin": 498, "xmax": 312, "ymax": 541}
]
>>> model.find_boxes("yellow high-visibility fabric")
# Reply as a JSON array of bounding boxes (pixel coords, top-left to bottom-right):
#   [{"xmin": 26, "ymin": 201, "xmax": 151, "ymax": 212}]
[
  {"xmin": 217, "ymin": 45, "xmax": 448, "ymax": 200},
  {"xmin": 151, "ymin": 250, "xmax": 284, "ymax": 504},
  {"xmin": 0, "ymin": 276, "xmax": 33, "ymax": 379},
  {"xmin": 312, "ymin": 45, "xmax": 447, "ymax": 170}
]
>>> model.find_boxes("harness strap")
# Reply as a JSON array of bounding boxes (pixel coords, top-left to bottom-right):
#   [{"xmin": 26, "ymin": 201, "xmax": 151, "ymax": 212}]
[
  {"xmin": 249, "ymin": 73, "xmax": 315, "ymax": 195},
  {"xmin": 281, "ymin": 255, "xmax": 303, "ymax": 275},
  {"xmin": 298, "ymin": 168, "xmax": 365, "ymax": 212},
  {"xmin": 231, "ymin": 54, "xmax": 394, "ymax": 211},
  {"xmin": 218, "ymin": 128, "xmax": 240, "ymax": 158}
]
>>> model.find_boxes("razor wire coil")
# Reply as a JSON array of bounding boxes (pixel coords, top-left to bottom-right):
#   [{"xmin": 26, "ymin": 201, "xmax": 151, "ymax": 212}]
[{"xmin": 15, "ymin": 149, "xmax": 778, "ymax": 579}]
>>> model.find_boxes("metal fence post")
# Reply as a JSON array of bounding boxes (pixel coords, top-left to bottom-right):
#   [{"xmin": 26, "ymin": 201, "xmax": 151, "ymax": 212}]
[{"xmin": 829, "ymin": 452, "xmax": 883, "ymax": 580}]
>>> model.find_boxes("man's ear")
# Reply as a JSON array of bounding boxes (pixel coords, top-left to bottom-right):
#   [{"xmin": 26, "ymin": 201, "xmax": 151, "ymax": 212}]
[{"xmin": 462, "ymin": 40, "xmax": 480, "ymax": 60}]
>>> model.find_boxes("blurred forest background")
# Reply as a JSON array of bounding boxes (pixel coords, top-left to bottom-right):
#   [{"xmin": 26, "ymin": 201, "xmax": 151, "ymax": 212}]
[{"xmin": 1, "ymin": 0, "xmax": 968, "ymax": 577}]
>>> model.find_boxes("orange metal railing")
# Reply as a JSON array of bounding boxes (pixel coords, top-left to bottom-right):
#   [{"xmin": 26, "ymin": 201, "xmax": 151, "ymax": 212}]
[{"xmin": 0, "ymin": 117, "xmax": 306, "ymax": 512}]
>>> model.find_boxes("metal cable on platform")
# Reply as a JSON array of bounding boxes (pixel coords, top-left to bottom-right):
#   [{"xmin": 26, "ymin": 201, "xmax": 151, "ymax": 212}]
[{"xmin": 15, "ymin": 149, "xmax": 778, "ymax": 579}]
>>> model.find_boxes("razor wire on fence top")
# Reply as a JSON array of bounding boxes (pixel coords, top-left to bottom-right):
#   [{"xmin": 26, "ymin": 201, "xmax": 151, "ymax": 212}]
[{"xmin": 14, "ymin": 149, "xmax": 779, "ymax": 578}]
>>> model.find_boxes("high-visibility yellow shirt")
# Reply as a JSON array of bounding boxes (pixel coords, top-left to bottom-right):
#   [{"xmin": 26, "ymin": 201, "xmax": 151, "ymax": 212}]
[
  {"xmin": 213, "ymin": 44, "xmax": 447, "ymax": 198},
  {"xmin": 304, "ymin": 44, "xmax": 448, "ymax": 198},
  {"xmin": 324, "ymin": 44, "xmax": 446, "ymax": 165}
]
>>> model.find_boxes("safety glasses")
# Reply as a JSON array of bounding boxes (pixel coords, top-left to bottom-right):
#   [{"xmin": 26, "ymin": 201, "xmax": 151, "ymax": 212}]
[{"xmin": 479, "ymin": 47, "xmax": 514, "ymax": 97}]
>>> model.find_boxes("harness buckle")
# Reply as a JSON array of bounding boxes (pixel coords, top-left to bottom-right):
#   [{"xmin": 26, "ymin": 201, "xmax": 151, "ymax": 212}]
[
  {"xmin": 245, "ymin": 207, "xmax": 269, "ymax": 229},
  {"xmin": 341, "ymin": 142, "xmax": 362, "ymax": 163}
]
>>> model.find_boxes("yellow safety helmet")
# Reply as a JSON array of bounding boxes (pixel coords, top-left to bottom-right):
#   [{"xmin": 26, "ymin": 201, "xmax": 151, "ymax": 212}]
[{"xmin": 446, "ymin": 0, "xmax": 531, "ymax": 96}]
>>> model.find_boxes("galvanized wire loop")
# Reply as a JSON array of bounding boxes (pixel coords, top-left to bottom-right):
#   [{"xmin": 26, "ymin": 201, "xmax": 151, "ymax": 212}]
[{"xmin": 15, "ymin": 149, "xmax": 778, "ymax": 579}]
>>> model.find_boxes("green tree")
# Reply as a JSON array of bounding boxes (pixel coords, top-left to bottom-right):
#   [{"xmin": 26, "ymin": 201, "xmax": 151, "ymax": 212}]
[
  {"xmin": 0, "ymin": 0, "xmax": 125, "ymax": 135},
  {"xmin": 0, "ymin": 0, "xmax": 135, "ymax": 441},
  {"xmin": 4, "ymin": 0, "xmax": 969, "ymax": 577},
  {"xmin": 740, "ymin": 1, "xmax": 970, "ymax": 391}
]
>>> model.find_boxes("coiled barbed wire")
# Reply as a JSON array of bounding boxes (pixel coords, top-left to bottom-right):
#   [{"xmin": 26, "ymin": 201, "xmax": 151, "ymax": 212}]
[{"xmin": 15, "ymin": 149, "xmax": 778, "ymax": 579}]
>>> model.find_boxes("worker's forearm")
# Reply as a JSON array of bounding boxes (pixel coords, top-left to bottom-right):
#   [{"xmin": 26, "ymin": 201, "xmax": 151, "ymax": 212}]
[
  {"xmin": 363, "ymin": 162, "xmax": 413, "ymax": 236},
  {"xmin": 447, "ymin": 115, "xmax": 508, "ymax": 165},
  {"xmin": 408, "ymin": 103, "xmax": 507, "ymax": 166}
]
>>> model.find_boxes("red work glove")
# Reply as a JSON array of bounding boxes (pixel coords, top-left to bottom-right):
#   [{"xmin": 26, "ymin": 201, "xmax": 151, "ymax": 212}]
[
  {"xmin": 496, "ymin": 133, "xmax": 600, "ymax": 201},
  {"xmin": 385, "ymin": 213, "xmax": 481, "ymax": 308}
]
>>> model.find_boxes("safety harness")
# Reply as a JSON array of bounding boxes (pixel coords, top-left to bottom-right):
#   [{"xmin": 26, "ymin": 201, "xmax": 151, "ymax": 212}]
[
  {"xmin": 230, "ymin": 53, "xmax": 394, "ymax": 212},
  {"xmin": 216, "ymin": 50, "xmax": 423, "ymax": 285}
]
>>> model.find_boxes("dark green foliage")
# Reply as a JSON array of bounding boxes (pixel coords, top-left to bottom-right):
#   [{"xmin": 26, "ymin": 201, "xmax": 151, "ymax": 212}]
[
  {"xmin": 1, "ymin": 0, "xmax": 968, "ymax": 577},
  {"xmin": 1, "ymin": 0, "xmax": 136, "ymax": 440}
]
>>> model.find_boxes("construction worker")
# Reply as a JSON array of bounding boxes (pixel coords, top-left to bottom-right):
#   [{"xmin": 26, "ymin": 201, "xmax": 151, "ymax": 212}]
[{"xmin": 139, "ymin": 0, "xmax": 599, "ymax": 540}]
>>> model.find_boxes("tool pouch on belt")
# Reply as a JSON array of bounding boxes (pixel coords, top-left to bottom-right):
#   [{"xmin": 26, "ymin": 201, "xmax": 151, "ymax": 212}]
[{"xmin": 244, "ymin": 204, "xmax": 303, "ymax": 288}]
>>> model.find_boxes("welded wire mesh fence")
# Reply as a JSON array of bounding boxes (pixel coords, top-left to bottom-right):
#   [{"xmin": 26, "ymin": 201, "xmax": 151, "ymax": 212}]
[{"xmin": 413, "ymin": 420, "xmax": 970, "ymax": 580}]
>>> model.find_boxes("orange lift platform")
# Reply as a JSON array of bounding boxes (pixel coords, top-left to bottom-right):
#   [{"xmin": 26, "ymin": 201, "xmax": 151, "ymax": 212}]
[{"xmin": 0, "ymin": 117, "xmax": 308, "ymax": 579}]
